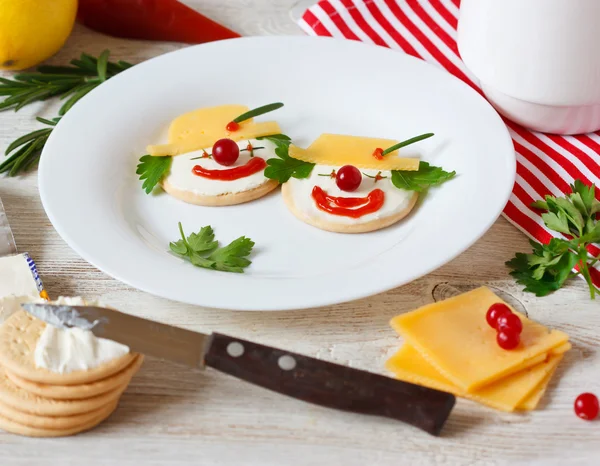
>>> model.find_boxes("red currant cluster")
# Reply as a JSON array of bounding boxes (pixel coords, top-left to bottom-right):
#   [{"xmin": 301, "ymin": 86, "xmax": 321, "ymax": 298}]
[{"xmin": 485, "ymin": 303, "xmax": 523, "ymax": 350}]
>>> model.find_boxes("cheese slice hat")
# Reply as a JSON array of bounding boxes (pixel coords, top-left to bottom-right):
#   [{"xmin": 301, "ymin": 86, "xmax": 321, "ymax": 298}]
[
  {"xmin": 288, "ymin": 133, "xmax": 420, "ymax": 171},
  {"xmin": 148, "ymin": 104, "xmax": 282, "ymax": 156}
]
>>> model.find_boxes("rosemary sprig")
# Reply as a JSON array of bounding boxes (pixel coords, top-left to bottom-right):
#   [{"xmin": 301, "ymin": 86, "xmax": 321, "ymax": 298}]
[
  {"xmin": 0, "ymin": 51, "xmax": 134, "ymax": 176},
  {"xmin": 0, "ymin": 50, "xmax": 132, "ymax": 115},
  {"xmin": 0, "ymin": 117, "xmax": 59, "ymax": 176}
]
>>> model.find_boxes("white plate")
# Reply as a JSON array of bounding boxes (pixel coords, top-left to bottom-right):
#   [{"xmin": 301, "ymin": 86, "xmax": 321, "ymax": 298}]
[{"xmin": 38, "ymin": 36, "xmax": 514, "ymax": 311}]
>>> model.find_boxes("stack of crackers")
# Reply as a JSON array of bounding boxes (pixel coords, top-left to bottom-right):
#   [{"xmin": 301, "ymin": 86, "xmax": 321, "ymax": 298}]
[{"xmin": 0, "ymin": 310, "xmax": 143, "ymax": 437}]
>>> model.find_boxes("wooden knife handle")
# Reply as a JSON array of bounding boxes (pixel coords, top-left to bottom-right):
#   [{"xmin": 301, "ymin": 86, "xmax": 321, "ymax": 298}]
[{"xmin": 204, "ymin": 333, "xmax": 455, "ymax": 436}]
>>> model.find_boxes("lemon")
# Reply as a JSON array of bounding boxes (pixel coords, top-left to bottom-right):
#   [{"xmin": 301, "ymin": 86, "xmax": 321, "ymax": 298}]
[{"xmin": 0, "ymin": 0, "xmax": 77, "ymax": 71}]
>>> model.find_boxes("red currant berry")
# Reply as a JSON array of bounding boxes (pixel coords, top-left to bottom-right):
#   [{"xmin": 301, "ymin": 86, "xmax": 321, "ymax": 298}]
[
  {"xmin": 225, "ymin": 121, "xmax": 240, "ymax": 132},
  {"xmin": 496, "ymin": 313, "xmax": 523, "ymax": 335},
  {"xmin": 212, "ymin": 138, "xmax": 239, "ymax": 166},
  {"xmin": 574, "ymin": 393, "xmax": 599, "ymax": 421},
  {"xmin": 336, "ymin": 165, "xmax": 362, "ymax": 192},
  {"xmin": 497, "ymin": 330, "xmax": 520, "ymax": 350},
  {"xmin": 486, "ymin": 303, "xmax": 512, "ymax": 329}
]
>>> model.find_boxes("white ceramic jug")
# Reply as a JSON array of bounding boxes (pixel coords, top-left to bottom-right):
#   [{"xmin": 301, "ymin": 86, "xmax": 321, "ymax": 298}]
[{"xmin": 457, "ymin": 0, "xmax": 600, "ymax": 135}]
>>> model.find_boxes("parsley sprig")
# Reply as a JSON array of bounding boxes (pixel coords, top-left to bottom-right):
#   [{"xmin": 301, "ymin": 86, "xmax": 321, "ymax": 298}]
[
  {"xmin": 170, "ymin": 222, "xmax": 254, "ymax": 273},
  {"xmin": 258, "ymin": 134, "xmax": 314, "ymax": 183},
  {"xmin": 136, "ymin": 155, "xmax": 172, "ymax": 194},
  {"xmin": 391, "ymin": 162, "xmax": 456, "ymax": 192},
  {"xmin": 507, "ymin": 181, "xmax": 600, "ymax": 299}
]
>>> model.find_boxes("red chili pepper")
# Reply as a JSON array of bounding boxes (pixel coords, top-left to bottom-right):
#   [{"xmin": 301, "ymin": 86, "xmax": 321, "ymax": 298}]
[
  {"xmin": 77, "ymin": 0, "xmax": 240, "ymax": 44},
  {"xmin": 226, "ymin": 121, "xmax": 240, "ymax": 132},
  {"xmin": 372, "ymin": 148, "xmax": 384, "ymax": 160}
]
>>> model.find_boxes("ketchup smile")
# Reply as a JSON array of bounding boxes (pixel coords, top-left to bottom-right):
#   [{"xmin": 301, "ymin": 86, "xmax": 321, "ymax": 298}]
[
  {"xmin": 311, "ymin": 186, "xmax": 385, "ymax": 218},
  {"xmin": 192, "ymin": 157, "xmax": 266, "ymax": 181}
]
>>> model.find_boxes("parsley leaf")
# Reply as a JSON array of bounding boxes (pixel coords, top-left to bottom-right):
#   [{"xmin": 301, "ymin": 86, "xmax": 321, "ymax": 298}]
[
  {"xmin": 208, "ymin": 236, "xmax": 255, "ymax": 273},
  {"xmin": 169, "ymin": 222, "xmax": 254, "ymax": 274},
  {"xmin": 136, "ymin": 155, "xmax": 171, "ymax": 194},
  {"xmin": 507, "ymin": 181, "xmax": 600, "ymax": 299},
  {"xmin": 391, "ymin": 161, "xmax": 456, "ymax": 192},
  {"xmin": 507, "ymin": 246, "xmax": 578, "ymax": 297},
  {"xmin": 170, "ymin": 224, "xmax": 218, "ymax": 256},
  {"xmin": 257, "ymin": 133, "xmax": 291, "ymax": 150},
  {"xmin": 258, "ymin": 134, "xmax": 315, "ymax": 183}
]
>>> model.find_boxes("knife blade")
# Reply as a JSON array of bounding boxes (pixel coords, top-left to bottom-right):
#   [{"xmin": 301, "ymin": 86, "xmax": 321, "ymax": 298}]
[
  {"xmin": 21, "ymin": 303, "xmax": 209, "ymax": 369},
  {"xmin": 21, "ymin": 303, "xmax": 456, "ymax": 436},
  {"xmin": 0, "ymin": 196, "xmax": 17, "ymax": 257}
]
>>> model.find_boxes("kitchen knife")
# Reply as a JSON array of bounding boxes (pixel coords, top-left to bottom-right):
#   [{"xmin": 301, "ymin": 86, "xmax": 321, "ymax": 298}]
[{"xmin": 21, "ymin": 303, "xmax": 456, "ymax": 436}]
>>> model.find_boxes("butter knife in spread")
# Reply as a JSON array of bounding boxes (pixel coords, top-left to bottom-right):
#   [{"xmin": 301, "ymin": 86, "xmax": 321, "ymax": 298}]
[{"xmin": 21, "ymin": 302, "xmax": 456, "ymax": 436}]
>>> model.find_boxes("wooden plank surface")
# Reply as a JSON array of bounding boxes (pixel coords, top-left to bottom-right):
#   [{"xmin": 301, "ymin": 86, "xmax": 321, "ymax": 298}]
[{"xmin": 0, "ymin": 1, "xmax": 598, "ymax": 464}]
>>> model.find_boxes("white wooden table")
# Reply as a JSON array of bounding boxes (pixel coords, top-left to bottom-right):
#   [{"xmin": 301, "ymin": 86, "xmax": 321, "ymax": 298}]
[{"xmin": 0, "ymin": 2, "xmax": 598, "ymax": 464}]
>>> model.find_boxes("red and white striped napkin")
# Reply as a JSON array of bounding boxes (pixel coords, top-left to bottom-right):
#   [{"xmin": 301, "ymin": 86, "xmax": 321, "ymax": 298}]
[{"xmin": 299, "ymin": 0, "xmax": 600, "ymax": 285}]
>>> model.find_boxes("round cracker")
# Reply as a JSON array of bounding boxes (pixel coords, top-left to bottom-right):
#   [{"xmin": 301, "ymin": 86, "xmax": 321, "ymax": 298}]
[
  {"xmin": 6, "ymin": 354, "xmax": 144, "ymax": 400},
  {"xmin": 162, "ymin": 178, "xmax": 279, "ymax": 206},
  {"xmin": 0, "ymin": 398, "xmax": 116, "ymax": 430},
  {"xmin": 0, "ymin": 399, "xmax": 118, "ymax": 438},
  {"xmin": 281, "ymin": 182, "xmax": 419, "ymax": 233},
  {"xmin": 0, "ymin": 310, "xmax": 136, "ymax": 385},
  {"xmin": 0, "ymin": 365, "xmax": 126, "ymax": 416}
]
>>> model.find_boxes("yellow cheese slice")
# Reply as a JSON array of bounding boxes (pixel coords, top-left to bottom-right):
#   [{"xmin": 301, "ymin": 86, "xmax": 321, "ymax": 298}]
[
  {"xmin": 390, "ymin": 287, "xmax": 570, "ymax": 392},
  {"xmin": 288, "ymin": 134, "xmax": 420, "ymax": 170},
  {"xmin": 147, "ymin": 105, "xmax": 282, "ymax": 156},
  {"xmin": 518, "ymin": 365, "xmax": 559, "ymax": 411},
  {"xmin": 386, "ymin": 344, "xmax": 565, "ymax": 412}
]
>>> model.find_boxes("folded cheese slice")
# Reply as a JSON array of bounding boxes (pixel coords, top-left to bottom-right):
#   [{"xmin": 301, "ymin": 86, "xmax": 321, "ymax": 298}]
[
  {"xmin": 147, "ymin": 105, "xmax": 281, "ymax": 156},
  {"xmin": 288, "ymin": 134, "xmax": 420, "ymax": 171},
  {"xmin": 386, "ymin": 343, "xmax": 568, "ymax": 411},
  {"xmin": 390, "ymin": 287, "xmax": 570, "ymax": 391},
  {"xmin": 518, "ymin": 364, "xmax": 560, "ymax": 411}
]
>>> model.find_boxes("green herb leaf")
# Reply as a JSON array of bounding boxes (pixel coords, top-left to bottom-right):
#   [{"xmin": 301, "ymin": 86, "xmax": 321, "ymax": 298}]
[
  {"xmin": 391, "ymin": 161, "xmax": 456, "ymax": 192},
  {"xmin": 169, "ymin": 240, "xmax": 188, "ymax": 256},
  {"xmin": 256, "ymin": 133, "xmax": 291, "ymax": 150},
  {"xmin": 381, "ymin": 133, "xmax": 434, "ymax": 156},
  {"xmin": 4, "ymin": 128, "xmax": 52, "ymax": 155},
  {"xmin": 136, "ymin": 155, "xmax": 172, "ymax": 194},
  {"xmin": 0, "ymin": 50, "xmax": 131, "ymax": 113},
  {"xmin": 169, "ymin": 222, "xmax": 254, "ymax": 273},
  {"xmin": 0, "ymin": 117, "xmax": 55, "ymax": 176},
  {"xmin": 187, "ymin": 226, "xmax": 218, "ymax": 254},
  {"xmin": 96, "ymin": 50, "xmax": 110, "ymax": 82},
  {"xmin": 579, "ymin": 222, "xmax": 600, "ymax": 244},
  {"xmin": 232, "ymin": 103, "xmax": 284, "ymax": 124},
  {"xmin": 259, "ymin": 134, "xmax": 315, "ymax": 183},
  {"xmin": 35, "ymin": 117, "xmax": 59, "ymax": 126},
  {"xmin": 508, "ymin": 181, "xmax": 600, "ymax": 299},
  {"xmin": 264, "ymin": 147, "xmax": 315, "ymax": 183},
  {"xmin": 1, "ymin": 51, "xmax": 134, "ymax": 177},
  {"xmin": 208, "ymin": 237, "xmax": 255, "ymax": 273},
  {"xmin": 507, "ymin": 246, "xmax": 579, "ymax": 297},
  {"xmin": 541, "ymin": 211, "xmax": 571, "ymax": 235}
]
